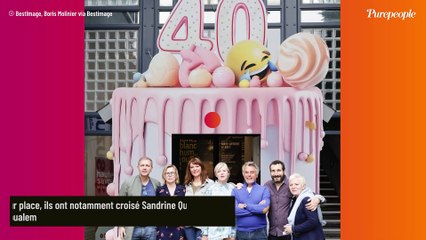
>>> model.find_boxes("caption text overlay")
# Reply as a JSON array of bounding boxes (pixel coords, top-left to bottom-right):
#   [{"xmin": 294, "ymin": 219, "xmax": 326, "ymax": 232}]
[{"xmin": 10, "ymin": 196, "xmax": 235, "ymax": 226}]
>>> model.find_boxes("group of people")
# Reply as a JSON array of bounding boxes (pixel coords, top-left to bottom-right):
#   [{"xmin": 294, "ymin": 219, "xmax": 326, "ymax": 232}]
[{"xmin": 118, "ymin": 156, "xmax": 326, "ymax": 240}]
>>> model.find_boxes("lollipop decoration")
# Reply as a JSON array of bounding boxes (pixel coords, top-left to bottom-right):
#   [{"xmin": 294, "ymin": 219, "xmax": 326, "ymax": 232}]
[{"xmin": 277, "ymin": 32, "xmax": 330, "ymax": 89}]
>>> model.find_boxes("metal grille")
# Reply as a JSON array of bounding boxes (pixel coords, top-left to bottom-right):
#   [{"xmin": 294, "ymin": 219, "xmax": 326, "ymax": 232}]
[
  {"xmin": 302, "ymin": 28, "xmax": 341, "ymax": 111},
  {"xmin": 84, "ymin": 0, "xmax": 139, "ymax": 6},
  {"xmin": 85, "ymin": 30, "xmax": 138, "ymax": 111}
]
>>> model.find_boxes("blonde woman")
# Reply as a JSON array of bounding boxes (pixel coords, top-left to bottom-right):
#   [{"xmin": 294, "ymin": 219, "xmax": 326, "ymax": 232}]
[
  {"xmin": 201, "ymin": 162, "xmax": 236, "ymax": 240},
  {"xmin": 156, "ymin": 164, "xmax": 186, "ymax": 240}
]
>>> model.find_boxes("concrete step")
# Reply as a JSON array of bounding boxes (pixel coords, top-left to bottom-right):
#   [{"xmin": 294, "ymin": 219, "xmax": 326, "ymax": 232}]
[
  {"xmin": 320, "ymin": 174, "xmax": 329, "ymax": 181},
  {"xmin": 320, "ymin": 168, "xmax": 340, "ymax": 240},
  {"xmin": 322, "ymin": 195, "xmax": 340, "ymax": 203},
  {"xmin": 322, "ymin": 210, "xmax": 341, "ymax": 220},
  {"xmin": 320, "ymin": 187, "xmax": 339, "ymax": 196},
  {"xmin": 324, "ymin": 219, "xmax": 340, "ymax": 228},
  {"xmin": 320, "ymin": 181, "xmax": 334, "ymax": 189},
  {"xmin": 321, "ymin": 202, "xmax": 340, "ymax": 211},
  {"xmin": 324, "ymin": 228, "xmax": 341, "ymax": 238}
]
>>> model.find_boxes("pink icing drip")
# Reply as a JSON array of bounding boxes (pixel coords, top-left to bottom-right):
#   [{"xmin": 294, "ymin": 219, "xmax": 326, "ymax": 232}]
[
  {"xmin": 126, "ymin": 98, "xmax": 140, "ymax": 173},
  {"xmin": 315, "ymin": 96, "xmax": 322, "ymax": 192},
  {"xmin": 283, "ymin": 98, "xmax": 291, "ymax": 153},
  {"xmin": 158, "ymin": 98, "xmax": 166, "ymax": 161},
  {"xmin": 109, "ymin": 97, "xmax": 122, "ymax": 196},
  {"xmin": 289, "ymin": 96, "xmax": 296, "ymax": 173},
  {"xmin": 246, "ymin": 99, "xmax": 252, "ymax": 132},
  {"xmin": 174, "ymin": 98, "xmax": 183, "ymax": 133},
  {"xmin": 227, "ymin": 98, "xmax": 237, "ymax": 133},
  {"xmin": 138, "ymin": 96, "xmax": 148, "ymax": 157},
  {"xmin": 300, "ymin": 98, "xmax": 306, "ymax": 157},
  {"xmin": 259, "ymin": 99, "xmax": 268, "ymax": 148},
  {"xmin": 307, "ymin": 98, "xmax": 314, "ymax": 158},
  {"xmin": 194, "ymin": 100, "xmax": 202, "ymax": 133},
  {"xmin": 120, "ymin": 101, "xmax": 133, "ymax": 175},
  {"xmin": 278, "ymin": 98, "xmax": 284, "ymax": 162}
]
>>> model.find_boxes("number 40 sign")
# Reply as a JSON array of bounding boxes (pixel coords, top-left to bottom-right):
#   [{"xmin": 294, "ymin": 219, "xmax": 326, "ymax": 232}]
[{"xmin": 157, "ymin": 0, "xmax": 267, "ymax": 61}]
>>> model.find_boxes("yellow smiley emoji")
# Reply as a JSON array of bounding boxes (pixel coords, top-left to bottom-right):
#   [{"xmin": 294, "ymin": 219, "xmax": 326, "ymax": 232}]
[{"xmin": 225, "ymin": 40, "xmax": 277, "ymax": 86}]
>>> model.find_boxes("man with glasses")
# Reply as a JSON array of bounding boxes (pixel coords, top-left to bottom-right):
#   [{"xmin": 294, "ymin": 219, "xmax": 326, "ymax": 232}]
[{"xmin": 119, "ymin": 156, "xmax": 161, "ymax": 240}]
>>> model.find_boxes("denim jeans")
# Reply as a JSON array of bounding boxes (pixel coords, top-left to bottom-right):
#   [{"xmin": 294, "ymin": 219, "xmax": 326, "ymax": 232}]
[
  {"xmin": 131, "ymin": 226, "xmax": 156, "ymax": 240},
  {"xmin": 236, "ymin": 227, "xmax": 267, "ymax": 240},
  {"xmin": 184, "ymin": 227, "xmax": 202, "ymax": 240}
]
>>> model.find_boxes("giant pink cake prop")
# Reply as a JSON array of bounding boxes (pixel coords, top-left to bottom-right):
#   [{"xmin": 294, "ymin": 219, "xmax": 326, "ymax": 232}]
[
  {"xmin": 105, "ymin": 32, "xmax": 329, "ymax": 240},
  {"xmin": 106, "ymin": 87, "xmax": 324, "ymax": 196}
]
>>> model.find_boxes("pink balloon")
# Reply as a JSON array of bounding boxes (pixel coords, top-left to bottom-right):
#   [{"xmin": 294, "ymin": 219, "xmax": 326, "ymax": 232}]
[{"xmin": 212, "ymin": 66, "xmax": 235, "ymax": 87}]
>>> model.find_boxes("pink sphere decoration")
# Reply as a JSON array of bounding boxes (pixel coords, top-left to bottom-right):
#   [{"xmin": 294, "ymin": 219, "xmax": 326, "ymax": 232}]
[
  {"xmin": 250, "ymin": 76, "xmax": 261, "ymax": 87},
  {"xmin": 125, "ymin": 166, "xmax": 133, "ymax": 175},
  {"xmin": 298, "ymin": 152, "xmax": 308, "ymax": 161},
  {"xmin": 212, "ymin": 66, "xmax": 235, "ymax": 87},
  {"xmin": 157, "ymin": 155, "xmax": 168, "ymax": 166},
  {"xmin": 267, "ymin": 72, "xmax": 284, "ymax": 87},
  {"xmin": 189, "ymin": 68, "xmax": 212, "ymax": 87},
  {"xmin": 106, "ymin": 183, "xmax": 116, "ymax": 196}
]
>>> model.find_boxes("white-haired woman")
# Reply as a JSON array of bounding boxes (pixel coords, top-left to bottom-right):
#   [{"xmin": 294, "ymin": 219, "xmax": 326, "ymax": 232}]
[{"xmin": 283, "ymin": 173, "xmax": 325, "ymax": 240}]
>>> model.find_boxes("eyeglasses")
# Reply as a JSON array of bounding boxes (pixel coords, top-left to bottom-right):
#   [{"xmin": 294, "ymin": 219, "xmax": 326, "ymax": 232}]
[{"xmin": 165, "ymin": 172, "xmax": 175, "ymax": 176}]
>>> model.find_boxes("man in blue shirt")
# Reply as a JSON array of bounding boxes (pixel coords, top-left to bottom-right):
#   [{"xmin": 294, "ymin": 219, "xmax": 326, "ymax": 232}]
[{"xmin": 232, "ymin": 161, "xmax": 270, "ymax": 240}]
